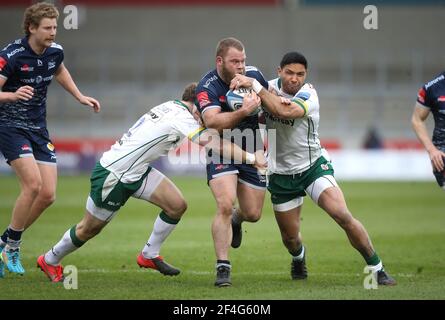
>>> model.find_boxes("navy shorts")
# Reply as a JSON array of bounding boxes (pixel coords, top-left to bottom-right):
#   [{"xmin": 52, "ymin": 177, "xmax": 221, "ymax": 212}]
[
  {"xmin": 0, "ymin": 126, "xmax": 57, "ymax": 165},
  {"xmin": 206, "ymin": 163, "xmax": 266, "ymax": 190}
]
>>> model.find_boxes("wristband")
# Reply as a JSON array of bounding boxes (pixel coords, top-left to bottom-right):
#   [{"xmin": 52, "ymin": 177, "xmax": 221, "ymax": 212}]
[
  {"xmin": 245, "ymin": 153, "xmax": 256, "ymax": 164},
  {"xmin": 252, "ymin": 79, "xmax": 263, "ymax": 94}
]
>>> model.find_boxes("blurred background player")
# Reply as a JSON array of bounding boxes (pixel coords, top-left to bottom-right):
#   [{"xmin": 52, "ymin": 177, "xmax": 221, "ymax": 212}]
[
  {"xmin": 37, "ymin": 83, "xmax": 266, "ymax": 282},
  {"xmin": 195, "ymin": 37, "xmax": 268, "ymax": 287},
  {"xmin": 232, "ymin": 51, "xmax": 396, "ymax": 286},
  {"xmin": 411, "ymin": 71, "xmax": 445, "ymax": 191},
  {"xmin": 0, "ymin": 2, "xmax": 100, "ymax": 278}
]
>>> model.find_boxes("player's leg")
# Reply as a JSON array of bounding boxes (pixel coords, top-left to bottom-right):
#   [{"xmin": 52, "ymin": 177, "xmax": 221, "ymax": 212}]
[
  {"xmin": 133, "ymin": 168, "xmax": 184, "ymax": 276},
  {"xmin": 24, "ymin": 129, "xmax": 58, "ymax": 229},
  {"xmin": 208, "ymin": 165, "xmax": 239, "ymax": 287},
  {"xmin": 1, "ymin": 157, "xmax": 42, "ymax": 276},
  {"xmin": 274, "ymin": 203, "xmax": 307, "ymax": 280},
  {"xmin": 38, "ymin": 206, "xmax": 109, "ymax": 282},
  {"xmin": 308, "ymin": 176, "xmax": 396, "ymax": 285},
  {"xmin": 231, "ymin": 164, "xmax": 266, "ymax": 248},
  {"xmin": 25, "ymin": 163, "xmax": 57, "ymax": 229}
]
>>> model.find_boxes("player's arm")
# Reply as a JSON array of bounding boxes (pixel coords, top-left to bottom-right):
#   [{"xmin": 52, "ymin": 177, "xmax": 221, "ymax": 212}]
[
  {"xmin": 231, "ymin": 74, "xmax": 307, "ymax": 120},
  {"xmin": 188, "ymin": 127, "xmax": 267, "ymax": 171},
  {"xmin": 0, "ymin": 77, "xmax": 34, "ymax": 103},
  {"xmin": 0, "ymin": 55, "xmax": 34, "ymax": 103},
  {"xmin": 201, "ymin": 92, "xmax": 261, "ymax": 134},
  {"xmin": 55, "ymin": 63, "xmax": 101, "ymax": 113},
  {"xmin": 411, "ymin": 102, "xmax": 445, "ymax": 171}
]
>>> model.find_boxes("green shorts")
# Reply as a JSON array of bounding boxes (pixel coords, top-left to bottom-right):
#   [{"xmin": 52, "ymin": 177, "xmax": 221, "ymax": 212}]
[
  {"xmin": 89, "ymin": 162, "xmax": 152, "ymax": 212},
  {"xmin": 268, "ymin": 156, "xmax": 334, "ymax": 205}
]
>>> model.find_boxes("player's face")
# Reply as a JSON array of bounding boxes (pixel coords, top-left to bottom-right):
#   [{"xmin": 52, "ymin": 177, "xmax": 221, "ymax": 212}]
[
  {"xmin": 278, "ymin": 63, "xmax": 307, "ymax": 95},
  {"xmin": 217, "ymin": 47, "xmax": 246, "ymax": 83},
  {"xmin": 29, "ymin": 18, "xmax": 57, "ymax": 49}
]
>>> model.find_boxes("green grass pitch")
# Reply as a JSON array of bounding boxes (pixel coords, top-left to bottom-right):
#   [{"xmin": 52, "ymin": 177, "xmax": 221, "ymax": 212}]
[{"xmin": 0, "ymin": 175, "xmax": 444, "ymax": 300}]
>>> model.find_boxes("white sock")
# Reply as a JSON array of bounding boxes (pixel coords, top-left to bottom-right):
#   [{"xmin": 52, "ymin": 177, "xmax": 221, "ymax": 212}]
[
  {"xmin": 44, "ymin": 229, "xmax": 79, "ymax": 266},
  {"xmin": 292, "ymin": 246, "xmax": 305, "ymax": 261},
  {"xmin": 142, "ymin": 214, "xmax": 178, "ymax": 259}
]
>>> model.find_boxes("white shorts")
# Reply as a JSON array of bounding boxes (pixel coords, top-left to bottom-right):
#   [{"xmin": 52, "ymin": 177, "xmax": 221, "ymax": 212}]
[
  {"xmin": 273, "ymin": 175, "xmax": 338, "ymax": 212},
  {"xmin": 86, "ymin": 167, "xmax": 165, "ymax": 222}
]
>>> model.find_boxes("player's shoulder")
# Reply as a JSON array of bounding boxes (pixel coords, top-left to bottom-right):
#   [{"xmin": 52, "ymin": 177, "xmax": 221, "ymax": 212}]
[
  {"xmin": 246, "ymin": 65, "xmax": 265, "ymax": 77},
  {"xmin": 197, "ymin": 69, "xmax": 220, "ymax": 90},
  {"xmin": 1, "ymin": 38, "xmax": 26, "ymax": 58},
  {"xmin": 47, "ymin": 42, "xmax": 64, "ymax": 54},
  {"xmin": 423, "ymin": 72, "xmax": 445, "ymax": 91},
  {"xmin": 295, "ymin": 83, "xmax": 318, "ymax": 102}
]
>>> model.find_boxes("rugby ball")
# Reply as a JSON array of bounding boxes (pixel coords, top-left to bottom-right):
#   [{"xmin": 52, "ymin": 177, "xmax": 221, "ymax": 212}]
[{"xmin": 226, "ymin": 88, "xmax": 261, "ymax": 116}]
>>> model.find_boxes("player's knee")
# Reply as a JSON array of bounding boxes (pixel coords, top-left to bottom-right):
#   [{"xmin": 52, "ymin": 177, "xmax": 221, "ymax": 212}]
[
  {"xmin": 167, "ymin": 199, "xmax": 187, "ymax": 218},
  {"xmin": 23, "ymin": 179, "xmax": 42, "ymax": 197},
  {"xmin": 216, "ymin": 199, "xmax": 235, "ymax": 216},
  {"xmin": 38, "ymin": 190, "xmax": 56, "ymax": 207},
  {"xmin": 241, "ymin": 209, "xmax": 262, "ymax": 222},
  {"xmin": 332, "ymin": 208, "xmax": 353, "ymax": 228}
]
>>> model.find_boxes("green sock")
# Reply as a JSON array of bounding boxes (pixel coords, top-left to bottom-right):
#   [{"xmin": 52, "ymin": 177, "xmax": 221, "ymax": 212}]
[{"xmin": 365, "ymin": 252, "xmax": 381, "ymax": 266}]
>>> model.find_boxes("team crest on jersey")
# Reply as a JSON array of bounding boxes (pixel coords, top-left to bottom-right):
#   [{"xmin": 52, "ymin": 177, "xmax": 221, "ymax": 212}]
[{"xmin": 47, "ymin": 143, "xmax": 55, "ymax": 151}]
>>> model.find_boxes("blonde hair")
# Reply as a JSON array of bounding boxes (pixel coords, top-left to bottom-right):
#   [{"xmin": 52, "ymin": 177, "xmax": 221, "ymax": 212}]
[
  {"xmin": 216, "ymin": 37, "xmax": 244, "ymax": 58},
  {"xmin": 23, "ymin": 2, "xmax": 59, "ymax": 36}
]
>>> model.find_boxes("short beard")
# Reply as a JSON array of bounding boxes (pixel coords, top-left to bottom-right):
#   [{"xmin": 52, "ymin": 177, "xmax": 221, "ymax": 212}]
[{"xmin": 220, "ymin": 63, "xmax": 245, "ymax": 85}]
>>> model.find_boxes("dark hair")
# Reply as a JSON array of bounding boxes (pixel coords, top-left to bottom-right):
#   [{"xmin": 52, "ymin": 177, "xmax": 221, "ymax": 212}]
[
  {"xmin": 280, "ymin": 52, "xmax": 308, "ymax": 69},
  {"xmin": 182, "ymin": 82, "xmax": 197, "ymax": 102},
  {"xmin": 216, "ymin": 37, "xmax": 244, "ymax": 58}
]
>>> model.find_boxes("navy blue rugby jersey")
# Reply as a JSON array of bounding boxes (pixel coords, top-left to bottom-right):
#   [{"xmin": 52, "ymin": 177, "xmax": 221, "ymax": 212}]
[
  {"xmin": 196, "ymin": 66, "xmax": 268, "ymax": 151},
  {"xmin": 417, "ymin": 71, "xmax": 445, "ymax": 150},
  {"xmin": 0, "ymin": 37, "xmax": 64, "ymax": 130}
]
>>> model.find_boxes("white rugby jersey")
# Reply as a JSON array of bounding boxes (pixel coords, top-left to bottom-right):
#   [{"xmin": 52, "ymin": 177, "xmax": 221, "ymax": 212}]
[
  {"xmin": 265, "ymin": 79, "xmax": 323, "ymax": 174},
  {"xmin": 100, "ymin": 100, "xmax": 203, "ymax": 183}
]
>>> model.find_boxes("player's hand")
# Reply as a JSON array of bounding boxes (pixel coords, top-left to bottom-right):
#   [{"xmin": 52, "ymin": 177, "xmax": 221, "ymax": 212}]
[
  {"xmin": 79, "ymin": 95, "xmax": 101, "ymax": 113},
  {"xmin": 428, "ymin": 147, "xmax": 445, "ymax": 172},
  {"xmin": 14, "ymin": 86, "xmax": 34, "ymax": 101},
  {"xmin": 230, "ymin": 74, "xmax": 254, "ymax": 90},
  {"xmin": 280, "ymin": 97, "xmax": 292, "ymax": 105},
  {"xmin": 253, "ymin": 150, "xmax": 267, "ymax": 174},
  {"xmin": 241, "ymin": 91, "xmax": 261, "ymax": 115}
]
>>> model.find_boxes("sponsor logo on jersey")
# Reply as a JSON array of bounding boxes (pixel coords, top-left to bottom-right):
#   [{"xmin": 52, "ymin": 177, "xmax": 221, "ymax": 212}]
[
  {"xmin": 0, "ymin": 57, "xmax": 6, "ymax": 71},
  {"xmin": 218, "ymin": 95, "xmax": 226, "ymax": 103},
  {"xmin": 425, "ymin": 74, "xmax": 445, "ymax": 90},
  {"xmin": 197, "ymin": 91, "xmax": 211, "ymax": 108},
  {"xmin": 21, "ymin": 144, "xmax": 31, "ymax": 151},
  {"xmin": 438, "ymin": 96, "xmax": 445, "ymax": 102},
  {"xmin": 36, "ymin": 76, "xmax": 43, "ymax": 84},
  {"xmin": 47, "ymin": 143, "xmax": 55, "ymax": 151},
  {"xmin": 48, "ymin": 61, "xmax": 56, "ymax": 70},
  {"xmin": 215, "ymin": 164, "xmax": 229, "ymax": 170},
  {"xmin": 263, "ymin": 110, "xmax": 295, "ymax": 126},
  {"xmin": 417, "ymin": 88, "xmax": 426, "ymax": 104},
  {"xmin": 203, "ymin": 75, "xmax": 218, "ymax": 89},
  {"xmin": 37, "ymin": 59, "xmax": 43, "ymax": 66},
  {"xmin": 321, "ymin": 164, "xmax": 329, "ymax": 170},
  {"xmin": 6, "ymin": 47, "xmax": 24, "ymax": 59},
  {"xmin": 20, "ymin": 64, "xmax": 34, "ymax": 72}
]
